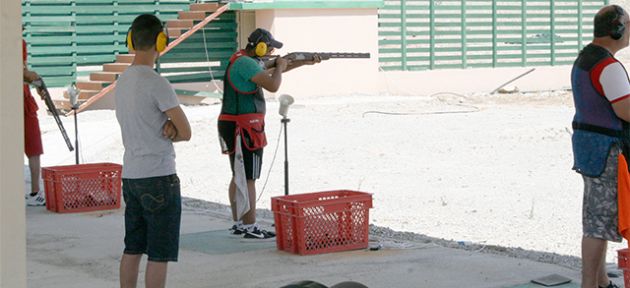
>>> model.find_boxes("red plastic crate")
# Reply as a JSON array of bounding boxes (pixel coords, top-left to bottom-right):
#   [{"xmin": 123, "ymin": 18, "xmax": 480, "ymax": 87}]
[
  {"xmin": 619, "ymin": 248, "xmax": 630, "ymax": 287},
  {"xmin": 271, "ymin": 190, "xmax": 373, "ymax": 255},
  {"xmin": 42, "ymin": 163, "xmax": 122, "ymax": 213}
]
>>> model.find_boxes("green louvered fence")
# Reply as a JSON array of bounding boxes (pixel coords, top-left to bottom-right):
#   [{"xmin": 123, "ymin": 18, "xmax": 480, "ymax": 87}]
[
  {"xmin": 22, "ymin": 0, "xmax": 237, "ymax": 87},
  {"xmin": 159, "ymin": 12, "xmax": 237, "ymax": 84},
  {"xmin": 379, "ymin": 0, "xmax": 609, "ymax": 71}
]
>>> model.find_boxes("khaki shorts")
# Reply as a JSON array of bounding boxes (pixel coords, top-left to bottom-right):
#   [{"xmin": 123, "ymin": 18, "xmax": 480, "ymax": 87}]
[{"xmin": 582, "ymin": 146, "xmax": 622, "ymax": 242}]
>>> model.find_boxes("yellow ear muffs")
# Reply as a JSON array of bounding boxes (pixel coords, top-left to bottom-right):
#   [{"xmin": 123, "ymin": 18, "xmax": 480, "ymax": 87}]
[
  {"xmin": 156, "ymin": 31, "xmax": 168, "ymax": 53},
  {"xmin": 126, "ymin": 29, "xmax": 167, "ymax": 52},
  {"xmin": 126, "ymin": 29, "xmax": 135, "ymax": 51},
  {"xmin": 255, "ymin": 41, "xmax": 268, "ymax": 57}
]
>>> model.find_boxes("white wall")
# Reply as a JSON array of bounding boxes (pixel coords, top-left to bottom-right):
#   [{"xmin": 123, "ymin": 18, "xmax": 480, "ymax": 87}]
[
  {"xmin": 255, "ymin": 8, "xmax": 380, "ymax": 97},
  {"xmin": 0, "ymin": 0, "xmax": 27, "ymax": 287}
]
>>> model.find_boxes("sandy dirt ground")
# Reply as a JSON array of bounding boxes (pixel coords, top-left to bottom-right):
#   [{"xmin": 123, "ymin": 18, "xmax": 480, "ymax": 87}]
[{"xmin": 29, "ymin": 89, "xmax": 627, "ymax": 267}]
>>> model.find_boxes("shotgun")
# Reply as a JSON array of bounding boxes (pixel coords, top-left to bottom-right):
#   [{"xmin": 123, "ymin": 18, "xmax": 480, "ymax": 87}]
[
  {"xmin": 283, "ymin": 52, "xmax": 370, "ymax": 61},
  {"xmin": 262, "ymin": 52, "xmax": 370, "ymax": 69},
  {"xmin": 30, "ymin": 78, "xmax": 74, "ymax": 152}
]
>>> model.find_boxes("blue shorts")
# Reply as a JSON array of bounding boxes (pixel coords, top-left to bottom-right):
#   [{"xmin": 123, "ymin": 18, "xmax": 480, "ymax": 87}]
[{"xmin": 122, "ymin": 174, "xmax": 181, "ymax": 262}]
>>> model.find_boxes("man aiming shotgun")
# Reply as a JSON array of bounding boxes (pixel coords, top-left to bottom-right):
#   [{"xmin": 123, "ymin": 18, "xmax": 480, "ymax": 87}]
[{"xmin": 217, "ymin": 28, "xmax": 328, "ymax": 239}]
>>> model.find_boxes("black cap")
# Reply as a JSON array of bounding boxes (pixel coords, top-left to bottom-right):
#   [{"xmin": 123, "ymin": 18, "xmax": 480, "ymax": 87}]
[{"xmin": 248, "ymin": 28, "xmax": 283, "ymax": 49}]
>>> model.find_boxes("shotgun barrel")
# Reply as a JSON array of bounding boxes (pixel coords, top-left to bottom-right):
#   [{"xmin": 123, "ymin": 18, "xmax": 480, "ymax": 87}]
[
  {"xmin": 31, "ymin": 78, "xmax": 74, "ymax": 152},
  {"xmin": 284, "ymin": 52, "xmax": 370, "ymax": 61}
]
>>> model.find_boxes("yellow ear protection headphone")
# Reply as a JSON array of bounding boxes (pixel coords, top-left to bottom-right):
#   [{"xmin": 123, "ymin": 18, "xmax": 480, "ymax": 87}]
[
  {"xmin": 255, "ymin": 41, "xmax": 268, "ymax": 57},
  {"xmin": 611, "ymin": 5, "xmax": 626, "ymax": 40},
  {"xmin": 126, "ymin": 25, "xmax": 169, "ymax": 52},
  {"xmin": 251, "ymin": 33, "xmax": 269, "ymax": 57}
]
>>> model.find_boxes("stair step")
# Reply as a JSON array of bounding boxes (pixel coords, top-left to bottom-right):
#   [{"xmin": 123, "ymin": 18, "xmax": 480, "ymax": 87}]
[
  {"xmin": 167, "ymin": 28, "xmax": 185, "ymax": 38},
  {"xmin": 103, "ymin": 63, "xmax": 130, "ymax": 73},
  {"xmin": 190, "ymin": 3, "xmax": 219, "ymax": 12},
  {"xmin": 53, "ymin": 99, "xmax": 72, "ymax": 111},
  {"xmin": 90, "ymin": 72, "xmax": 120, "ymax": 82},
  {"xmin": 78, "ymin": 90, "xmax": 100, "ymax": 100},
  {"xmin": 76, "ymin": 81, "xmax": 110, "ymax": 91},
  {"xmin": 63, "ymin": 89, "xmax": 100, "ymax": 100},
  {"xmin": 54, "ymin": 99, "xmax": 86, "ymax": 112},
  {"xmin": 116, "ymin": 54, "xmax": 135, "ymax": 63},
  {"xmin": 167, "ymin": 19, "xmax": 193, "ymax": 29},
  {"xmin": 178, "ymin": 11, "xmax": 207, "ymax": 20}
]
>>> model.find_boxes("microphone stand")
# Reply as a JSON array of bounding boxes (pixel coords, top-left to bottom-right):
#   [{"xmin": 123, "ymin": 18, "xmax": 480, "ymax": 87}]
[
  {"xmin": 281, "ymin": 115, "xmax": 290, "ymax": 196},
  {"xmin": 72, "ymin": 105, "xmax": 79, "ymax": 165},
  {"xmin": 69, "ymin": 84, "xmax": 79, "ymax": 165}
]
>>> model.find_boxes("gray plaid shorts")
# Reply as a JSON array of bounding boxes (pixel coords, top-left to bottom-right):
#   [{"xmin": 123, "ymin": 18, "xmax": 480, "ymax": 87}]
[{"xmin": 582, "ymin": 146, "xmax": 622, "ymax": 242}]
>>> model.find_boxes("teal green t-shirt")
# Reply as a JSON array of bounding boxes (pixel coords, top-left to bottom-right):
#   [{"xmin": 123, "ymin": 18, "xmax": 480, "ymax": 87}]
[
  {"xmin": 222, "ymin": 55, "xmax": 266, "ymax": 114},
  {"xmin": 229, "ymin": 56, "xmax": 264, "ymax": 92}
]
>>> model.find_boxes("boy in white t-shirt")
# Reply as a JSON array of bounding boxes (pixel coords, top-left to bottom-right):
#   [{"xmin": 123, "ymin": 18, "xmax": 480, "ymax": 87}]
[{"xmin": 115, "ymin": 14, "xmax": 191, "ymax": 288}]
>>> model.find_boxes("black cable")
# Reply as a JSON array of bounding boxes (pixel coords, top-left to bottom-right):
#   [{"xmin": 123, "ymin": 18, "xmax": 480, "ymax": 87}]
[{"xmin": 257, "ymin": 122, "xmax": 283, "ymax": 203}]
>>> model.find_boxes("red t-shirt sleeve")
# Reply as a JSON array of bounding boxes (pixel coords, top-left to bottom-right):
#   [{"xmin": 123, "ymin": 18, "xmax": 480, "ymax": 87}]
[
  {"xmin": 22, "ymin": 39, "xmax": 34, "ymax": 100},
  {"xmin": 22, "ymin": 39, "xmax": 27, "ymax": 62}
]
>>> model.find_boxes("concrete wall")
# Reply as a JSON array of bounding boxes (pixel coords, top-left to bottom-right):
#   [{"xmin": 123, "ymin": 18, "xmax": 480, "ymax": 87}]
[
  {"xmin": 0, "ymin": 0, "xmax": 27, "ymax": 287},
  {"xmin": 237, "ymin": 10, "xmax": 256, "ymax": 51},
  {"xmin": 254, "ymin": 8, "xmax": 380, "ymax": 97}
]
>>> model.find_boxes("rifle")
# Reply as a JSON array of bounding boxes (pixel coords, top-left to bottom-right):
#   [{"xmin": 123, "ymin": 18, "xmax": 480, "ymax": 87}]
[{"xmin": 30, "ymin": 78, "xmax": 74, "ymax": 152}]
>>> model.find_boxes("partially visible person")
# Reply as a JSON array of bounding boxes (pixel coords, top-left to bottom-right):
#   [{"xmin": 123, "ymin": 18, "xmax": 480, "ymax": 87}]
[
  {"xmin": 218, "ymin": 28, "xmax": 321, "ymax": 239},
  {"xmin": 570, "ymin": 4, "xmax": 630, "ymax": 288},
  {"xmin": 22, "ymin": 34, "xmax": 46, "ymax": 206},
  {"xmin": 115, "ymin": 14, "xmax": 191, "ymax": 288}
]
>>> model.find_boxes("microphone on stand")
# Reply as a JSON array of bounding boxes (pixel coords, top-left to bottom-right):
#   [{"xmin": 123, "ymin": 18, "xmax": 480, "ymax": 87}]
[
  {"xmin": 277, "ymin": 94, "xmax": 294, "ymax": 196},
  {"xmin": 67, "ymin": 83, "xmax": 79, "ymax": 109},
  {"xmin": 67, "ymin": 83, "xmax": 80, "ymax": 165},
  {"xmin": 278, "ymin": 94, "xmax": 294, "ymax": 118}
]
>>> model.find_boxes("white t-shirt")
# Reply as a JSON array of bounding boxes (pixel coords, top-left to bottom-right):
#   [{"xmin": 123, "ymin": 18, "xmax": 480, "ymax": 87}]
[
  {"xmin": 600, "ymin": 61, "xmax": 630, "ymax": 103},
  {"xmin": 115, "ymin": 65, "xmax": 180, "ymax": 179}
]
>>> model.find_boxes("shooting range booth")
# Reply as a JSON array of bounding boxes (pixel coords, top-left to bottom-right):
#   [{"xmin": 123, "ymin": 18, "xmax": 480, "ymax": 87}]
[{"xmin": 230, "ymin": 0, "xmax": 383, "ymax": 97}]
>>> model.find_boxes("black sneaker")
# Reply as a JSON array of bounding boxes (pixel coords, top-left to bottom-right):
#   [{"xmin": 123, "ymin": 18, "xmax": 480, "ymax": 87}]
[
  {"xmin": 229, "ymin": 224, "xmax": 246, "ymax": 236},
  {"xmin": 243, "ymin": 227, "xmax": 276, "ymax": 239}
]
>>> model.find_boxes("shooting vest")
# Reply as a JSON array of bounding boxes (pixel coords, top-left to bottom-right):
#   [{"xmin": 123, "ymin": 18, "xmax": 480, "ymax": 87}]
[
  {"xmin": 221, "ymin": 50, "xmax": 266, "ymax": 115},
  {"xmin": 219, "ymin": 50, "xmax": 267, "ymax": 153},
  {"xmin": 571, "ymin": 44, "xmax": 630, "ymax": 176}
]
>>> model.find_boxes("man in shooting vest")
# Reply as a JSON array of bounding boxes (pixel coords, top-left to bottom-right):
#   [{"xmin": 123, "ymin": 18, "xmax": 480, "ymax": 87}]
[
  {"xmin": 217, "ymin": 28, "xmax": 321, "ymax": 239},
  {"xmin": 571, "ymin": 5, "xmax": 630, "ymax": 288}
]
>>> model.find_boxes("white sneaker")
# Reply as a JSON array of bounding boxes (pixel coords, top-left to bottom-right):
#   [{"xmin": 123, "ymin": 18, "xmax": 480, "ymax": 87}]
[{"xmin": 26, "ymin": 192, "xmax": 45, "ymax": 206}]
